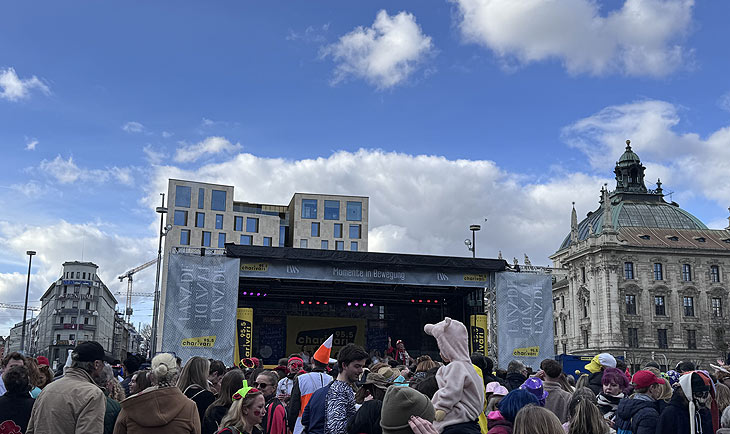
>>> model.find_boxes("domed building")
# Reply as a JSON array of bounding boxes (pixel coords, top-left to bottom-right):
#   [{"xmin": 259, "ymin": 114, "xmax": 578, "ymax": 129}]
[{"xmin": 550, "ymin": 141, "xmax": 730, "ymax": 370}]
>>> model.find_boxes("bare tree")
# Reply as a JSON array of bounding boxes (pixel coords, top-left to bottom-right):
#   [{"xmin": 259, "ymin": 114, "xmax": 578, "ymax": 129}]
[{"xmin": 140, "ymin": 324, "xmax": 152, "ymax": 355}]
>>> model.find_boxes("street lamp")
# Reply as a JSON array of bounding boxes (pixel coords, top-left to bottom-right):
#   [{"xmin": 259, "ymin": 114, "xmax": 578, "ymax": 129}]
[
  {"xmin": 464, "ymin": 225, "xmax": 481, "ymax": 258},
  {"xmin": 150, "ymin": 193, "xmax": 172, "ymax": 358},
  {"xmin": 20, "ymin": 250, "xmax": 36, "ymax": 354}
]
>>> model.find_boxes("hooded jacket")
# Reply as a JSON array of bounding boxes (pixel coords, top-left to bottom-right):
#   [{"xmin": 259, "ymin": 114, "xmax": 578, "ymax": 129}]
[
  {"xmin": 486, "ymin": 412, "xmax": 512, "ymax": 434},
  {"xmin": 113, "ymin": 386, "xmax": 201, "ymax": 434},
  {"xmin": 614, "ymin": 394, "xmax": 659, "ymax": 434},
  {"xmin": 656, "ymin": 388, "xmax": 713, "ymax": 434},
  {"xmin": 587, "ymin": 371, "xmax": 604, "ymax": 397},
  {"xmin": 504, "ymin": 373, "xmax": 526, "ymax": 392},
  {"xmin": 424, "ymin": 317, "xmax": 485, "ymax": 433}
]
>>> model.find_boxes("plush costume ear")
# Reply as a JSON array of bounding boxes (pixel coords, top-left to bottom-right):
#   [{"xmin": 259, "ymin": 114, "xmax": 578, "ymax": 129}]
[
  {"xmin": 444, "ymin": 317, "xmax": 452, "ymax": 327},
  {"xmin": 424, "ymin": 324, "xmax": 435, "ymax": 336}
]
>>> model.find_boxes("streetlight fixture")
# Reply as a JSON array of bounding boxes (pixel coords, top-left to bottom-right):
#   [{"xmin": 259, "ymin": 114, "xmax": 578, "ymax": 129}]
[
  {"xmin": 464, "ymin": 224, "xmax": 481, "ymax": 258},
  {"xmin": 150, "ymin": 193, "xmax": 171, "ymax": 358},
  {"xmin": 20, "ymin": 250, "xmax": 36, "ymax": 354}
]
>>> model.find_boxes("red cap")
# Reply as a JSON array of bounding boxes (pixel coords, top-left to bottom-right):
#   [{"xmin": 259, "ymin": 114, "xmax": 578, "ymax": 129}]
[
  {"xmin": 632, "ymin": 370, "xmax": 666, "ymax": 388},
  {"xmin": 36, "ymin": 356, "xmax": 50, "ymax": 366}
]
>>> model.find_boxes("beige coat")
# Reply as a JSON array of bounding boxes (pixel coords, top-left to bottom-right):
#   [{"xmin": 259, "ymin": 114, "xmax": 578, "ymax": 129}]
[
  {"xmin": 113, "ymin": 386, "xmax": 201, "ymax": 434},
  {"xmin": 27, "ymin": 367, "xmax": 106, "ymax": 434},
  {"xmin": 543, "ymin": 380, "xmax": 572, "ymax": 424}
]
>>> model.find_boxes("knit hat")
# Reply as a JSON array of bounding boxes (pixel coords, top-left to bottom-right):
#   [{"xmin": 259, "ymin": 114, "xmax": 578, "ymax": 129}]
[
  {"xmin": 313, "ymin": 334, "xmax": 337, "ymax": 365},
  {"xmin": 485, "ymin": 381, "xmax": 508, "ymax": 396},
  {"xmin": 584, "ymin": 353, "xmax": 616, "ymax": 374},
  {"xmin": 36, "ymin": 356, "xmax": 50, "ymax": 367},
  {"xmin": 519, "ymin": 377, "xmax": 548, "ymax": 406},
  {"xmin": 380, "ymin": 386, "xmax": 435, "ymax": 434},
  {"xmin": 678, "ymin": 371, "xmax": 719, "ymax": 434}
]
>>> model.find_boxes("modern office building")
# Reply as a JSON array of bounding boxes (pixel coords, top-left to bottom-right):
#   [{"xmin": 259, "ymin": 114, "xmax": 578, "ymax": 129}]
[
  {"xmin": 4, "ymin": 317, "xmax": 37, "ymax": 355},
  {"xmin": 551, "ymin": 141, "xmax": 730, "ymax": 370}
]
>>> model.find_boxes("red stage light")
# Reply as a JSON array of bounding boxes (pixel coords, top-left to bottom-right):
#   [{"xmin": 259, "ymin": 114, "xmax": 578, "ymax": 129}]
[
  {"xmin": 411, "ymin": 299, "xmax": 415, "ymax": 303},
  {"xmin": 418, "ymin": 299, "xmax": 422, "ymax": 303},
  {"xmin": 434, "ymin": 300, "xmax": 438, "ymax": 304},
  {"xmin": 308, "ymin": 301, "xmax": 312, "ymax": 305},
  {"xmin": 324, "ymin": 301, "xmax": 328, "ymax": 305},
  {"xmin": 316, "ymin": 301, "xmax": 320, "ymax": 305},
  {"xmin": 426, "ymin": 299, "xmax": 431, "ymax": 303},
  {"xmin": 300, "ymin": 300, "xmax": 304, "ymax": 304}
]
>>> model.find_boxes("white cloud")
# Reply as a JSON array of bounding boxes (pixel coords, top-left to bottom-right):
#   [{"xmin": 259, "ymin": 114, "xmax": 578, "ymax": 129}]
[
  {"xmin": 40, "ymin": 155, "xmax": 83, "ymax": 184},
  {"xmin": 719, "ymin": 92, "xmax": 730, "ymax": 113},
  {"xmin": 39, "ymin": 155, "xmax": 136, "ymax": 186},
  {"xmin": 173, "ymin": 136, "xmax": 242, "ymax": 163},
  {"xmin": 25, "ymin": 139, "xmax": 38, "ymax": 151},
  {"xmin": 162, "ymin": 131, "xmax": 173, "ymax": 139},
  {"xmin": 122, "ymin": 121, "xmax": 145, "ymax": 133},
  {"xmin": 0, "ymin": 67, "xmax": 50, "ymax": 101},
  {"xmin": 201, "ymin": 118, "xmax": 216, "ymax": 127},
  {"xmin": 450, "ymin": 0, "xmax": 694, "ymax": 76},
  {"xmin": 322, "ymin": 10, "xmax": 434, "ymax": 89},
  {"xmin": 143, "ymin": 144, "xmax": 167, "ymax": 164},
  {"xmin": 10, "ymin": 181, "xmax": 43, "ymax": 197}
]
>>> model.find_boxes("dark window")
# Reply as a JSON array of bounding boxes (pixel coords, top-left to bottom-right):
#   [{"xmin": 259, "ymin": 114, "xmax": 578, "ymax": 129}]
[
  {"xmin": 583, "ymin": 302, "xmax": 588, "ymax": 318},
  {"xmin": 351, "ymin": 241, "xmax": 358, "ymax": 251},
  {"xmin": 628, "ymin": 328, "xmax": 639, "ymax": 348},
  {"xmin": 321, "ymin": 240, "xmax": 329, "ymax": 249},
  {"xmin": 683, "ymin": 296, "xmax": 695, "ymax": 316},
  {"xmin": 561, "ymin": 318, "xmax": 566, "ymax": 335},
  {"xmin": 682, "ymin": 264, "xmax": 692, "ymax": 281},
  {"xmin": 215, "ymin": 214, "xmax": 223, "ymax": 230},
  {"xmin": 180, "ymin": 229, "xmax": 190, "ymax": 245},
  {"xmin": 654, "ymin": 296, "xmax": 666, "ymax": 316},
  {"xmin": 711, "ymin": 265, "xmax": 721, "ymax": 283},
  {"xmin": 654, "ymin": 263, "xmax": 663, "ymax": 280},
  {"xmin": 234, "ymin": 216, "xmax": 243, "ymax": 231},
  {"xmin": 687, "ymin": 330, "xmax": 697, "ymax": 349},
  {"xmin": 246, "ymin": 217, "xmax": 259, "ymax": 233},
  {"xmin": 658, "ymin": 329, "xmax": 668, "ymax": 349},
  {"xmin": 554, "ymin": 320, "xmax": 558, "ymax": 335},
  {"xmin": 301, "ymin": 199, "xmax": 317, "ymax": 219},
  {"xmin": 625, "ymin": 295, "xmax": 637, "ymax": 315},
  {"xmin": 263, "ymin": 237, "xmax": 272, "ymax": 247},
  {"xmin": 562, "ymin": 343, "xmax": 567, "ymax": 354},
  {"xmin": 712, "ymin": 297, "xmax": 723, "ymax": 317},
  {"xmin": 174, "ymin": 210, "xmax": 188, "ymax": 226},
  {"xmin": 202, "ymin": 231, "xmax": 211, "ymax": 247},
  {"xmin": 582, "ymin": 330, "xmax": 589, "ymax": 349},
  {"xmin": 334, "ymin": 223, "xmax": 343, "ymax": 238},
  {"xmin": 581, "ymin": 267, "xmax": 586, "ymax": 283},
  {"xmin": 346, "ymin": 201, "xmax": 362, "ymax": 221},
  {"xmin": 85, "ymin": 302, "xmax": 90, "ymax": 310},
  {"xmin": 349, "ymin": 224, "xmax": 361, "ymax": 239},
  {"xmin": 195, "ymin": 212, "xmax": 205, "ymax": 228},
  {"xmin": 240, "ymin": 235, "xmax": 252, "ymax": 245},
  {"xmin": 211, "ymin": 190, "xmax": 227, "ymax": 211},
  {"xmin": 84, "ymin": 317, "xmax": 89, "ymax": 325},
  {"xmin": 311, "ymin": 222, "xmax": 320, "ymax": 237},
  {"xmin": 279, "ymin": 226, "xmax": 287, "ymax": 247},
  {"xmin": 218, "ymin": 233, "xmax": 226, "ymax": 248},
  {"xmin": 624, "ymin": 262, "xmax": 634, "ymax": 279},
  {"xmin": 175, "ymin": 185, "xmax": 191, "ymax": 207},
  {"xmin": 716, "ymin": 328, "xmax": 726, "ymax": 347},
  {"xmin": 198, "ymin": 188, "xmax": 205, "ymax": 209},
  {"xmin": 324, "ymin": 200, "xmax": 340, "ymax": 220},
  {"xmin": 561, "ymin": 295, "xmax": 565, "ymax": 309},
  {"xmin": 335, "ymin": 240, "xmax": 344, "ymax": 250}
]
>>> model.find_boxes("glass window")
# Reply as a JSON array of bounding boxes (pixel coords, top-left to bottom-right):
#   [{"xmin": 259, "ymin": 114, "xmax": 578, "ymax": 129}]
[
  {"xmin": 174, "ymin": 210, "xmax": 188, "ymax": 226},
  {"xmin": 324, "ymin": 200, "xmax": 340, "ymax": 220},
  {"xmin": 335, "ymin": 241, "xmax": 344, "ymax": 250},
  {"xmin": 218, "ymin": 233, "xmax": 226, "ymax": 248},
  {"xmin": 625, "ymin": 295, "xmax": 636, "ymax": 315},
  {"xmin": 246, "ymin": 217, "xmax": 259, "ymax": 233},
  {"xmin": 240, "ymin": 235, "xmax": 252, "ymax": 245},
  {"xmin": 198, "ymin": 188, "xmax": 205, "ymax": 209},
  {"xmin": 581, "ymin": 267, "xmax": 586, "ymax": 283},
  {"xmin": 70, "ymin": 334, "xmax": 75, "ymax": 340},
  {"xmin": 234, "ymin": 216, "xmax": 243, "ymax": 231},
  {"xmin": 300, "ymin": 239, "xmax": 308, "ymax": 248},
  {"xmin": 195, "ymin": 212, "xmax": 205, "ymax": 228},
  {"xmin": 263, "ymin": 237, "xmax": 272, "ymax": 247},
  {"xmin": 711, "ymin": 265, "xmax": 721, "ymax": 283},
  {"xmin": 349, "ymin": 224, "xmax": 361, "ymax": 239},
  {"xmin": 180, "ymin": 229, "xmax": 190, "ymax": 245},
  {"xmin": 658, "ymin": 329, "xmax": 668, "ymax": 349},
  {"xmin": 683, "ymin": 296, "xmax": 695, "ymax": 316},
  {"xmin": 334, "ymin": 223, "xmax": 343, "ymax": 238},
  {"xmin": 302, "ymin": 199, "xmax": 317, "ymax": 219},
  {"xmin": 624, "ymin": 262, "xmax": 634, "ymax": 279},
  {"xmin": 215, "ymin": 214, "xmax": 223, "ymax": 230},
  {"xmin": 211, "ymin": 190, "xmax": 227, "ymax": 211},
  {"xmin": 654, "ymin": 296, "xmax": 665, "ymax": 316},
  {"xmin": 628, "ymin": 328, "xmax": 639, "ymax": 348},
  {"xmin": 554, "ymin": 320, "xmax": 558, "ymax": 336},
  {"xmin": 202, "ymin": 231, "xmax": 211, "ymax": 247},
  {"xmin": 688, "ymin": 330, "xmax": 697, "ymax": 349},
  {"xmin": 712, "ymin": 297, "xmax": 723, "ymax": 317},
  {"xmin": 321, "ymin": 240, "xmax": 329, "ymax": 249},
  {"xmin": 561, "ymin": 318, "xmax": 566, "ymax": 334},
  {"xmin": 346, "ymin": 201, "xmax": 362, "ymax": 221},
  {"xmin": 582, "ymin": 330, "xmax": 589, "ymax": 349},
  {"xmin": 175, "ymin": 185, "xmax": 191, "ymax": 207},
  {"xmin": 279, "ymin": 226, "xmax": 287, "ymax": 247},
  {"xmin": 561, "ymin": 296, "xmax": 565, "ymax": 308},
  {"xmin": 682, "ymin": 264, "xmax": 692, "ymax": 281},
  {"xmin": 311, "ymin": 222, "xmax": 320, "ymax": 237},
  {"xmin": 653, "ymin": 263, "xmax": 663, "ymax": 280},
  {"xmin": 351, "ymin": 241, "xmax": 358, "ymax": 251}
]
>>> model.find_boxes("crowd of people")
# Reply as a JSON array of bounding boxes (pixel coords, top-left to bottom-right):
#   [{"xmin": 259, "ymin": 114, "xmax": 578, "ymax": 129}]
[{"xmin": 3, "ymin": 317, "xmax": 730, "ymax": 434}]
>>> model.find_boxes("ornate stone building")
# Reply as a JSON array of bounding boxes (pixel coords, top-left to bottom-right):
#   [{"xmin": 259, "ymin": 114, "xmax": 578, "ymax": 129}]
[{"xmin": 550, "ymin": 141, "xmax": 730, "ymax": 371}]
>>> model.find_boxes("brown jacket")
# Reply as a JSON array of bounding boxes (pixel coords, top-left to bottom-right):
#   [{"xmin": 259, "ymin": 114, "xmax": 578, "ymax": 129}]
[
  {"xmin": 543, "ymin": 380, "xmax": 572, "ymax": 423},
  {"xmin": 113, "ymin": 386, "xmax": 201, "ymax": 434},
  {"xmin": 27, "ymin": 366, "xmax": 106, "ymax": 434}
]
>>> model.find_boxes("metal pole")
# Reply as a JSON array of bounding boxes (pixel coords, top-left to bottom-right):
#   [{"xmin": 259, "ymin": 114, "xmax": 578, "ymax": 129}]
[
  {"xmin": 20, "ymin": 250, "xmax": 36, "ymax": 354},
  {"xmin": 150, "ymin": 193, "xmax": 166, "ymax": 357},
  {"xmin": 472, "ymin": 230, "xmax": 476, "ymax": 258}
]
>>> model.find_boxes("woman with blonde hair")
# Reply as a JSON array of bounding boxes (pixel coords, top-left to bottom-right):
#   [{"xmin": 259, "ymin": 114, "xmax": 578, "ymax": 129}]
[
  {"xmin": 567, "ymin": 392, "xmax": 609, "ymax": 434},
  {"xmin": 217, "ymin": 381, "xmax": 266, "ymax": 434},
  {"xmin": 513, "ymin": 405, "xmax": 564, "ymax": 434},
  {"xmin": 179, "ymin": 356, "xmax": 216, "ymax": 426},
  {"xmin": 716, "ymin": 383, "xmax": 730, "ymax": 416}
]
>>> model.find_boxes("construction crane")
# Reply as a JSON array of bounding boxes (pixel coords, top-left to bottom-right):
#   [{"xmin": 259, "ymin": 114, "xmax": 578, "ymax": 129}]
[
  {"xmin": 0, "ymin": 303, "xmax": 40, "ymax": 311},
  {"xmin": 118, "ymin": 259, "xmax": 157, "ymax": 322},
  {"xmin": 114, "ymin": 292, "xmax": 155, "ymax": 297}
]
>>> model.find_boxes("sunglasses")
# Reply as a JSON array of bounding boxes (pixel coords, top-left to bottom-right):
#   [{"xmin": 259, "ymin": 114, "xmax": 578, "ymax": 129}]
[
  {"xmin": 254, "ymin": 382, "xmax": 273, "ymax": 388},
  {"xmin": 693, "ymin": 391, "xmax": 709, "ymax": 398}
]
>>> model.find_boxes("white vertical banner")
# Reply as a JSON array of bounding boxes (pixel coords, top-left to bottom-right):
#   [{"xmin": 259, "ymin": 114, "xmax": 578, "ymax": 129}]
[
  {"xmin": 495, "ymin": 272, "xmax": 554, "ymax": 369},
  {"xmin": 162, "ymin": 253, "xmax": 240, "ymax": 362}
]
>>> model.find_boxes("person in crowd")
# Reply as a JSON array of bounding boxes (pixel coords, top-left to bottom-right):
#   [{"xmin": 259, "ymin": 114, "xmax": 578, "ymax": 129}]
[
  {"xmin": 519, "ymin": 377, "xmax": 548, "ymax": 407},
  {"xmin": 413, "ymin": 368, "xmax": 440, "ymax": 400},
  {"xmin": 539, "ymin": 359, "xmax": 572, "ymax": 423},
  {"xmin": 0, "ymin": 351, "xmax": 26, "ymax": 396},
  {"xmin": 216, "ymin": 381, "xmax": 266, "ymax": 434},
  {"xmin": 562, "ymin": 388, "xmax": 597, "ymax": 433},
  {"xmin": 24, "ymin": 357, "xmax": 44, "ymax": 398},
  {"xmin": 203, "ymin": 369, "xmax": 247, "ymax": 434},
  {"xmin": 114, "ymin": 352, "xmax": 200, "ymax": 434},
  {"xmin": 716, "ymin": 383, "xmax": 730, "ymax": 416},
  {"xmin": 386, "ymin": 337, "xmax": 413, "ymax": 366},
  {"xmin": 485, "ymin": 382, "xmax": 509, "ymax": 413},
  {"xmin": 565, "ymin": 375, "xmax": 576, "ymax": 389},
  {"xmin": 179, "ymin": 356, "xmax": 217, "ymax": 426},
  {"xmin": 410, "ymin": 355, "xmax": 438, "ymax": 386},
  {"xmin": 209, "ymin": 360, "xmax": 226, "ymax": 396},
  {"xmin": 595, "ymin": 367, "xmax": 627, "ymax": 425},
  {"xmin": 379, "ymin": 385, "xmax": 436, "ymax": 434},
  {"xmin": 715, "ymin": 366, "xmax": 730, "ymax": 391},
  {"xmin": 614, "ymin": 370, "xmax": 664, "ymax": 434},
  {"xmin": 506, "ymin": 361, "xmax": 528, "ymax": 391},
  {"xmin": 288, "ymin": 335, "xmax": 335, "ymax": 434},
  {"xmin": 276, "ymin": 356, "xmax": 304, "ymax": 405},
  {"xmin": 129, "ymin": 370, "xmax": 151, "ymax": 395},
  {"xmin": 566, "ymin": 392, "xmax": 609, "ymax": 434},
  {"xmin": 0, "ymin": 365, "xmax": 35, "ymax": 433},
  {"xmin": 256, "ymin": 371, "xmax": 287, "ymax": 434},
  {"xmin": 583, "ymin": 353, "xmax": 616, "ymax": 396},
  {"xmin": 675, "ymin": 361, "xmax": 697, "ymax": 374},
  {"xmin": 513, "ymin": 405, "xmax": 564, "ymax": 434},
  {"xmin": 656, "ymin": 371, "xmax": 718, "ymax": 434},
  {"xmin": 719, "ymin": 406, "xmax": 730, "ymax": 434},
  {"xmin": 121, "ymin": 354, "xmax": 142, "ymax": 396},
  {"xmin": 274, "ymin": 358, "xmax": 289, "ymax": 380},
  {"xmin": 487, "ymin": 389, "xmax": 539, "ymax": 434},
  {"xmin": 35, "ymin": 356, "xmax": 54, "ymax": 389},
  {"xmin": 369, "ymin": 349, "xmax": 383, "ymax": 366},
  {"xmin": 575, "ymin": 374, "xmax": 590, "ymax": 391},
  {"xmin": 96, "ymin": 364, "xmax": 123, "ymax": 434},
  {"xmin": 347, "ymin": 372, "xmax": 389, "ymax": 434}
]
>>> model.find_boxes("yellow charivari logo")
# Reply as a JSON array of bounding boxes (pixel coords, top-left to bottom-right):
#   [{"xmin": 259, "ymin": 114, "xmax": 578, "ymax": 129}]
[
  {"xmin": 241, "ymin": 262, "xmax": 269, "ymax": 272},
  {"xmin": 512, "ymin": 346, "xmax": 540, "ymax": 357},
  {"xmin": 182, "ymin": 336, "xmax": 217, "ymax": 347},
  {"xmin": 463, "ymin": 274, "xmax": 488, "ymax": 282}
]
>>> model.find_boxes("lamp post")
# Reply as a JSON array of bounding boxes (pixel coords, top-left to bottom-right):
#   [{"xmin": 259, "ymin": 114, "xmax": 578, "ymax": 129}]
[
  {"xmin": 20, "ymin": 250, "xmax": 36, "ymax": 354},
  {"xmin": 150, "ymin": 193, "xmax": 169, "ymax": 357},
  {"xmin": 464, "ymin": 225, "xmax": 481, "ymax": 258}
]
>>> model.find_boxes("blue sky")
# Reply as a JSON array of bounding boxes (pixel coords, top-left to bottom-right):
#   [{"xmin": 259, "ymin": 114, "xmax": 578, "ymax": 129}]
[{"xmin": 2, "ymin": 0, "xmax": 730, "ymax": 335}]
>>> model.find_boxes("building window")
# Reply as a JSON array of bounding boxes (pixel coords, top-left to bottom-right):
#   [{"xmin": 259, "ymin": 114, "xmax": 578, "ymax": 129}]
[
  {"xmin": 211, "ymin": 190, "xmax": 227, "ymax": 211},
  {"xmin": 654, "ymin": 296, "xmax": 665, "ymax": 316},
  {"xmin": 561, "ymin": 318, "xmax": 566, "ymax": 335},
  {"xmin": 351, "ymin": 241, "xmax": 358, "ymax": 251},
  {"xmin": 218, "ymin": 233, "xmax": 226, "ymax": 248},
  {"xmin": 195, "ymin": 212, "xmax": 205, "ymax": 228},
  {"xmin": 562, "ymin": 343, "xmax": 567, "ymax": 354},
  {"xmin": 263, "ymin": 237, "xmax": 272, "ymax": 247},
  {"xmin": 687, "ymin": 330, "xmax": 697, "ymax": 349},
  {"xmin": 215, "ymin": 214, "xmax": 223, "ymax": 230},
  {"xmin": 628, "ymin": 328, "xmax": 639, "ymax": 348},
  {"xmin": 84, "ymin": 317, "xmax": 89, "ymax": 325},
  {"xmin": 624, "ymin": 262, "xmax": 634, "ymax": 279},
  {"xmin": 625, "ymin": 295, "xmax": 637, "ymax": 315},
  {"xmin": 180, "ymin": 229, "xmax": 190, "ymax": 245},
  {"xmin": 335, "ymin": 241, "xmax": 344, "ymax": 250},
  {"xmin": 300, "ymin": 239, "xmax": 308, "ymax": 248},
  {"xmin": 279, "ymin": 226, "xmax": 286, "ymax": 247},
  {"xmin": 554, "ymin": 320, "xmax": 558, "ymax": 336},
  {"xmin": 654, "ymin": 263, "xmax": 663, "ymax": 280},
  {"xmin": 346, "ymin": 201, "xmax": 362, "ymax": 221},
  {"xmin": 174, "ymin": 210, "xmax": 188, "ymax": 226},
  {"xmin": 202, "ymin": 231, "xmax": 211, "ymax": 247},
  {"xmin": 581, "ymin": 267, "xmax": 586, "ymax": 283},
  {"xmin": 311, "ymin": 222, "xmax": 320, "ymax": 237},
  {"xmin": 301, "ymin": 199, "xmax": 317, "ymax": 219},
  {"xmin": 683, "ymin": 296, "xmax": 695, "ymax": 316},
  {"xmin": 198, "ymin": 188, "xmax": 205, "ymax": 209},
  {"xmin": 324, "ymin": 200, "xmax": 340, "ymax": 220},
  {"xmin": 321, "ymin": 240, "xmax": 329, "ymax": 249},
  {"xmin": 658, "ymin": 329, "xmax": 668, "ymax": 349},
  {"xmin": 70, "ymin": 334, "xmax": 75, "ymax": 340},
  {"xmin": 712, "ymin": 297, "xmax": 723, "ymax": 317},
  {"xmin": 59, "ymin": 316, "xmax": 64, "ymax": 324},
  {"xmin": 175, "ymin": 185, "xmax": 191, "ymax": 207},
  {"xmin": 234, "ymin": 216, "xmax": 243, "ymax": 231},
  {"xmin": 349, "ymin": 224, "xmax": 361, "ymax": 239},
  {"xmin": 561, "ymin": 295, "xmax": 565, "ymax": 309},
  {"xmin": 682, "ymin": 264, "xmax": 692, "ymax": 281},
  {"xmin": 582, "ymin": 330, "xmax": 589, "ymax": 349},
  {"xmin": 583, "ymin": 301, "xmax": 588, "ymax": 318},
  {"xmin": 240, "ymin": 235, "xmax": 252, "ymax": 245},
  {"xmin": 711, "ymin": 265, "xmax": 721, "ymax": 283},
  {"xmin": 85, "ymin": 302, "xmax": 90, "ymax": 310},
  {"xmin": 246, "ymin": 217, "xmax": 259, "ymax": 233},
  {"xmin": 334, "ymin": 223, "xmax": 343, "ymax": 238}
]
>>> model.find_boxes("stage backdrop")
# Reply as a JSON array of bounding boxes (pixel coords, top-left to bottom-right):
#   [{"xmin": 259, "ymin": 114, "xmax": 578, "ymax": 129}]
[
  {"xmin": 162, "ymin": 253, "xmax": 240, "ymax": 362},
  {"xmin": 286, "ymin": 316, "xmax": 366, "ymax": 357},
  {"xmin": 495, "ymin": 272, "xmax": 554, "ymax": 369}
]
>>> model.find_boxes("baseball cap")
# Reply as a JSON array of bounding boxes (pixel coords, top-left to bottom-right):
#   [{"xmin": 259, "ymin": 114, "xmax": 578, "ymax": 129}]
[
  {"xmin": 73, "ymin": 341, "xmax": 114, "ymax": 363},
  {"xmin": 631, "ymin": 370, "xmax": 666, "ymax": 388}
]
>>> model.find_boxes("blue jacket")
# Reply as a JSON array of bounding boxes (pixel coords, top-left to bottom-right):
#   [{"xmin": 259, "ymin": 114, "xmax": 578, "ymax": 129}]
[
  {"xmin": 614, "ymin": 394, "xmax": 659, "ymax": 434},
  {"xmin": 302, "ymin": 382, "xmax": 333, "ymax": 434}
]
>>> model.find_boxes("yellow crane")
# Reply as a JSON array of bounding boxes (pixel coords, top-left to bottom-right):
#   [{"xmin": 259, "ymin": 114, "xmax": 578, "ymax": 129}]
[{"xmin": 118, "ymin": 259, "xmax": 157, "ymax": 322}]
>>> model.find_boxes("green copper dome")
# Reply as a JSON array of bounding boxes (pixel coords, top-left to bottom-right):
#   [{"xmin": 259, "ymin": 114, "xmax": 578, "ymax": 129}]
[{"xmin": 617, "ymin": 140, "xmax": 641, "ymax": 167}]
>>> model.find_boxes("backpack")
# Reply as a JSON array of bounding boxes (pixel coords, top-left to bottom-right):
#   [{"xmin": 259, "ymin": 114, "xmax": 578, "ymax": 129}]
[{"xmin": 262, "ymin": 398, "xmax": 286, "ymax": 434}]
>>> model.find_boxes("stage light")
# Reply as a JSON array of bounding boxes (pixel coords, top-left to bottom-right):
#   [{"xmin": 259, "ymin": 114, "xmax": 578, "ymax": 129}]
[
  {"xmin": 243, "ymin": 291, "xmax": 248, "ymax": 295},
  {"xmin": 434, "ymin": 300, "xmax": 438, "ymax": 304},
  {"xmin": 263, "ymin": 293, "xmax": 267, "ymax": 297},
  {"xmin": 426, "ymin": 299, "xmax": 431, "ymax": 303},
  {"xmin": 418, "ymin": 299, "xmax": 422, "ymax": 303},
  {"xmin": 347, "ymin": 302, "xmax": 352, "ymax": 306},
  {"xmin": 355, "ymin": 302, "xmax": 359, "ymax": 306},
  {"xmin": 308, "ymin": 301, "xmax": 312, "ymax": 305},
  {"xmin": 411, "ymin": 299, "xmax": 415, "ymax": 303},
  {"xmin": 256, "ymin": 292, "xmax": 261, "ymax": 296},
  {"xmin": 300, "ymin": 300, "xmax": 304, "ymax": 304},
  {"xmin": 316, "ymin": 301, "xmax": 320, "ymax": 305},
  {"xmin": 369, "ymin": 303, "xmax": 374, "ymax": 307}
]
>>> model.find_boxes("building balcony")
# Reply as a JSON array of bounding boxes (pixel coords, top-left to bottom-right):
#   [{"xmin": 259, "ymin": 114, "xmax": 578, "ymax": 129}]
[{"xmin": 52, "ymin": 323, "xmax": 96, "ymax": 331}]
